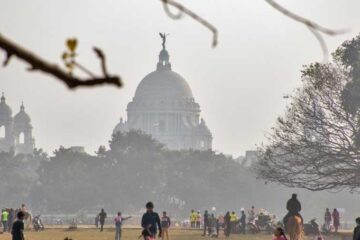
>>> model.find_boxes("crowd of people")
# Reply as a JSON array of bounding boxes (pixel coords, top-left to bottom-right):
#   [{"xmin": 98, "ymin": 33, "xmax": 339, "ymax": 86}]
[
  {"xmin": 188, "ymin": 207, "xmax": 276, "ymax": 237},
  {"xmin": 2, "ymin": 197, "xmax": 360, "ymax": 240},
  {"xmin": 0, "ymin": 204, "xmax": 31, "ymax": 240},
  {"xmin": 1, "ymin": 204, "xmax": 29, "ymax": 233}
]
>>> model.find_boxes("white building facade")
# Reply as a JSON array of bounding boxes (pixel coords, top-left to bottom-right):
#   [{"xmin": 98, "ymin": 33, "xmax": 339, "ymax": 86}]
[{"xmin": 114, "ymin": 38, "xmax": 212, "ymax": 150}]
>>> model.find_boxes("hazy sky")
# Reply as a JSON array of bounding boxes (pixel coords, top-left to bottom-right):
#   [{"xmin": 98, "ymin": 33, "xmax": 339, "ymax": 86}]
[{"xmin": 1, "ymin": 0, "xmax": 360, "ymax": 156}]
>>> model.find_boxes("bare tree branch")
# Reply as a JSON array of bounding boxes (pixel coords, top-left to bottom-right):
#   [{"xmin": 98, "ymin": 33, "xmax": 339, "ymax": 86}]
[
  {"xmin": 255, "ymin": 57, "xmax": 360, "ymax": 191},
  {"xmin": 265, "ymin": 0, "xmax": 348, "ymax": 61},
  {"xmin": 307, "ymin": 26, "xmax": 329, "ymax": 62},
  {"xmin": 0, "ymin": 33, "xmax": 122, "ymax": 89},
  {"xmin": 93, "ymin": 47, "xmax": 109, "ymax": 78},
  {"xmin": 160, "ymin": 0, "xmax": 348, "ymax": 60},
  {"xmin": 160, "ymin": 0, "xmax": 218, "ymax": 47}
]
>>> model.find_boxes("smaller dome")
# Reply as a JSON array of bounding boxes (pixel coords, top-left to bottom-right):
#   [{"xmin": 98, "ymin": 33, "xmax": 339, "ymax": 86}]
[
  {"xmin": 197, "ymin": 119, "xmax": 212, "ymax": 136},
  {"xmin": 0, "ymin": 93, "xmax": 12, "ymax": 120},
  {"xmin": 113, "ymin": 117, "xmax": 128, "ymax": 134},
  {"xmin": 14, "ymin": 103, "xmax": 31, "ymax": 124}
]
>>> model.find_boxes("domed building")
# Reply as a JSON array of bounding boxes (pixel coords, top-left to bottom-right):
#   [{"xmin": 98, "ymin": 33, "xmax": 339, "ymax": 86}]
[
  {"xmin": 114, "ymin": 35, "xmax": 212, "ymax": 150},
  {"xmin": 0, "ymin": 93, "xmax": 35, "ymax": 154}
]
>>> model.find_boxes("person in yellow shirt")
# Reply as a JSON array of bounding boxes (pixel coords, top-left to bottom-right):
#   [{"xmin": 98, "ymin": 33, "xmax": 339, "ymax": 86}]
[
  {"xmin": 2, "ymin": 209, "xmax": 9, "ymax": 232},
  {"xmin": 190, "ymin": 210, "xmax": 196, "ymax": 228},
  {"xmin": 230, "ymin": 211, "xmax": 238, "ymax": 233}
]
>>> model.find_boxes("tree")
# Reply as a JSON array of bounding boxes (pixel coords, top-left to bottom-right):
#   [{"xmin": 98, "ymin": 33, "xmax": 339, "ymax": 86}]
[
  {"xmin": 28, "ymin": 130, "xmax": 253, "ymax": 215},
  {"xmin": 255, "ymin": 33, "xmax": 360, "ymax": 192},
  {"xmin": 0, "ymin": 150, "xmax": 44, "ymax": 206},
  {"xmin": 31, "ymin": 146, "xmax": 104, "ymax": 212}
]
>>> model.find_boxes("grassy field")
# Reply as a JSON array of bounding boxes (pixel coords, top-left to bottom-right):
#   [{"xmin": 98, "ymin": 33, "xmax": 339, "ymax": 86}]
[{"xmin": 0, "ymin": 228, "xmax": 349, "ymax": 240}]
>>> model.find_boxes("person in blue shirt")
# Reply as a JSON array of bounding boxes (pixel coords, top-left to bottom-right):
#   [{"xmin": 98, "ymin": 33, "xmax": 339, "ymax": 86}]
[
  {"xmin": 239, "ymin": 210, "xmax": 246, "ymax": 234},
  {"xmin": 141, "ymin": 202, "xmax": 162, "ymax": 239}
]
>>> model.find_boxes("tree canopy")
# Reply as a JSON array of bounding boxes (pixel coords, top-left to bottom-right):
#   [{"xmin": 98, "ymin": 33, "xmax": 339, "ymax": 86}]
[
  {"xmin": 19, "ymin": 131, "xmax": 250, "ymax": 215},
  {"xmin": 256, "ymin": 33, "xmax": 360, "ymax": 192}
]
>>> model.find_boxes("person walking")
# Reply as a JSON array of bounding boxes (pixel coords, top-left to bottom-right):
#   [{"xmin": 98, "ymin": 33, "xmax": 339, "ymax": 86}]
[
  {"xmin": 11, "ymin": 211, "xmax": 25, "ymax": 240},
  {"xmin": 114, "ymin": 212, "xmax": 131, "ymax": 240},
  {"xmin": 353, "ymin": 217, "xmax": 360, "ymax": 240},
  {"xmin": 196, "ymin": 211, "xmax": 201, "ymax": 229},
  {"xmin": 224, "ymin": 211, "xmax": 231, "ymax": 237},
  {"xmin": 160, "ymin": 211, "xmax": 171, "ymax": 240},
  {"xmin": 324, "ymin": 208, "xmax": 332, "ymax": 232},
  {"xmin": 95, "ymin": 214, "xmax": 99, "ymax": 228},
  {"xmin": 332, "ymin": 208, "xmax": 340, "ymax": 233},
  {"xmin": 207, "ymin": 214, "xmax": 217, "ymax": 237},
  {"xmin": 248, "ymin": 206, "xmax": 256, "ymax": 223},
  {"xmin": 230, "ymin": 211, "xmax": 238, "ymax": 233},
  {"xmin": 201, "ymin": 210, "xmax": 209, "ymax": 236},
  {"xmin": 190, "ymin": 210, "xmax": 196, "ymax": 228},
  {"xmin": 141, "ymin": 202, "xmax": 162, "ymax": 239},
  {"xmin": 8, "ymin": 208, "xmax": 15, "ymax": 233},
  {"xmin": 239, "ymin": 210, "xmax": 246, "ymax": 234},
  {"xmin": 98, "ymin": 208, "xmax": 107, "ymax": 232},
  {"xmin": 216, "ymin": 216, "xmax": 222, "ymax": 237},
  {"xmin": 2, "ymin": 209, "xmax": 9, "ymax": 232}
]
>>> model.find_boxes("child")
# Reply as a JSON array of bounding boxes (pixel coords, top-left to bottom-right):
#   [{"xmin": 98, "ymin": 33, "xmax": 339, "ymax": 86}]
[
  {"xmin": 354, "ymin": 217, "xmax": 360, "ymax": 240},
  {"xmin": 273, "ymin": 227, "xmax": 287, "ymax": 240},
  {"xmin": 139, "ymin": 228, "xmax": 155, "ymax": 240},
  {"xmin": 114, "ymin": 212, "xmax": 131, "ymax": 240}
]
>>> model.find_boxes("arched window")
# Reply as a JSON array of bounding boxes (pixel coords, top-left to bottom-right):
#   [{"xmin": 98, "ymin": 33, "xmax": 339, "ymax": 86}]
[
  {"xmin": 0, "ymin": 125, "xmax": 5, "ymax": 138},
  {"xmin": 19, "ymin": 132, "xmax": 25, "ymax": 144}
]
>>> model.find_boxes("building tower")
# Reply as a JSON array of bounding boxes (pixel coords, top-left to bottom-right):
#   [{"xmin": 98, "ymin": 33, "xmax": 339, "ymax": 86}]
[
  {"xmin": 114, "ymin": 34, "xmax": 212, "ymax": 150},
  {"xmin": 14, "ymin": 102, "xmax": 35, "ymax": 154},
  {"xmin": 0, "ymin": 93, "xmax": 35, "ymax": 155},
  {"xmin": 0, "ymin": 93, "xmax": 14, "ymax": 152}
]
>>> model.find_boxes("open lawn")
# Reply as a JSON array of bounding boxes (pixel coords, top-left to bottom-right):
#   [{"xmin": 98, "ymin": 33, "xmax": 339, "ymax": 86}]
[{"xmin": 0, "ymin": 229, "xmax": 349, "ymax": 240}]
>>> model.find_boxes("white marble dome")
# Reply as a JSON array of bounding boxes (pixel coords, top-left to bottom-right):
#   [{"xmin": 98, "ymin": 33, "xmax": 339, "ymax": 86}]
[{"xmin": 134, "ymin": 70, "xmax": 193, "ymax": 101}]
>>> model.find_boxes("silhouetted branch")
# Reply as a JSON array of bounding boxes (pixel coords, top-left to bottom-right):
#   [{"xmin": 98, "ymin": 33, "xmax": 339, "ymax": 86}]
[
  {"xmin": 264, "ymin": 0, "xmax": 348, "ymax": 61},
  {"xmin": 161, "ymin": 0, "xmax": 348, "ymax": 60},
  {"xmin": 308, "ymin": 26, "xmax": 328, "ymax": 62},
  {"xmin": 0, "ymin": 33, "xmax": 122, "ymax": 89},
  {"xmin": 93, "ymin": 47, "xmax": 109, "ymax": 78},
  {"xmin": 160, "ymin": 0, "xmax": 218, "ymax": 47}
]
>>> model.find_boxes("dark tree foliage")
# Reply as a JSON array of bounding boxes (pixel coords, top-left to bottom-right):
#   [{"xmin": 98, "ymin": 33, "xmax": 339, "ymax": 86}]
[
  {"xmin": 0, "ymin": 149, "xmax": 46, "ymax": 206},
  {"xmin": 3, "ymin": 131, "xmax": 360, "ymax": 219},
  {"xmin": 255, "ymin": 33, "xmax": 360, "ymax": 192},
  {"xmin": 28, "ymin": 131, "xmax": 250, "ymax": 215}
]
